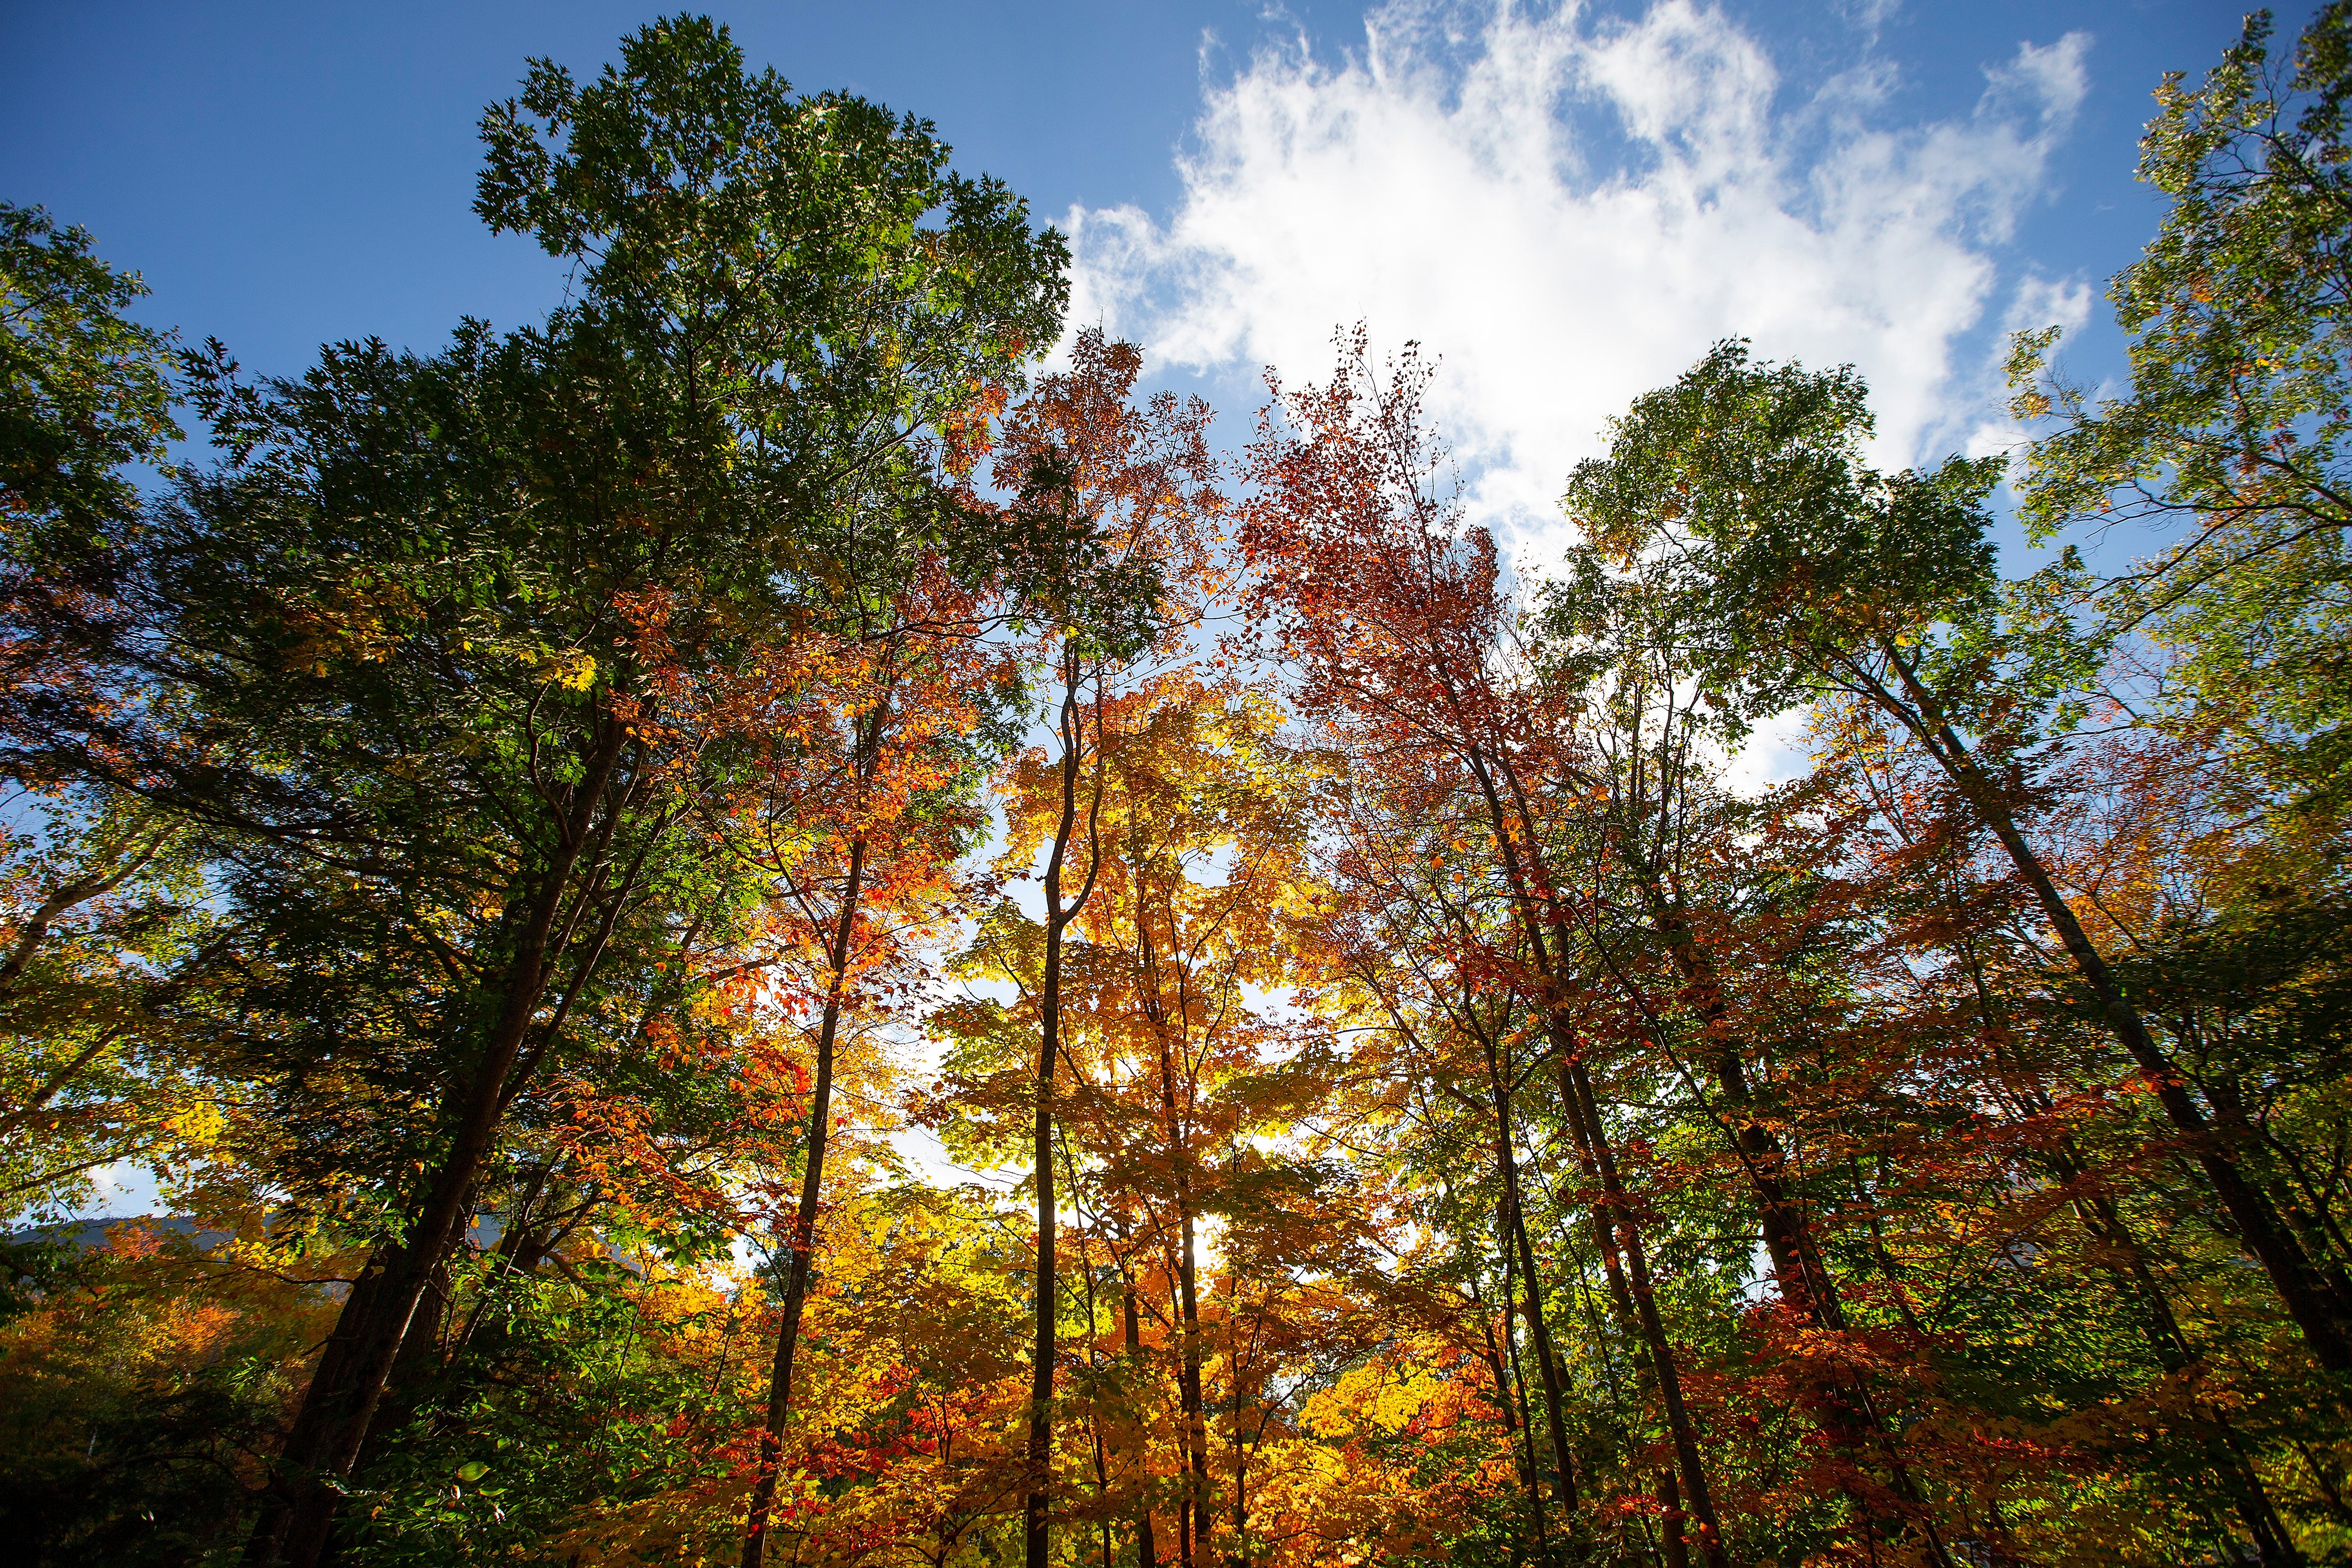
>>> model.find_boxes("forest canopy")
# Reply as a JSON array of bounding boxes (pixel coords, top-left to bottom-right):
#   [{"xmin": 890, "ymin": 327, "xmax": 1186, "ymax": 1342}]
[{"xmin": 4, "ymin": 8, "xmax": 2352, "ymax": 1566}]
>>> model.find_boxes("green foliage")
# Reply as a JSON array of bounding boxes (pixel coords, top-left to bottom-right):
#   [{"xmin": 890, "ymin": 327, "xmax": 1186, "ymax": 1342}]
[
  {"xmin": 0, "ymin": 794, "xmax": 223, "ymax": 1223},
  {"xmin": 476, "ymin": 12, "xmax": 1068, "ymax": 611},
  {"xmin": 0, "ymin": 202, "xmax": 179, "ymax": 559},
  {"xmin": 346, "ymin": 1264, "xmax": 746, "ymax": 1567},
  {"xmin": 1559, "ymin": 337, "xmax": 2019, "ymax": 726},
  {"xmin": 2010, "ymin": 3, "xmax": 2352, "ymax": 826}
]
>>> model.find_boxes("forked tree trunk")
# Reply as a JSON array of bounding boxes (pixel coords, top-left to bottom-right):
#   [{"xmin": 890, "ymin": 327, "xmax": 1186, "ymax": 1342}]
[
  {"xmin": 1481, "ymin": 1066, "xmax": 1579, "ymax": 1528},
  {"xmin": 1494, "ymin": 1231, "xmax": 1555, "ymax": 1564},
  {"xmin": 1464, "ymin": 1220, "xmax": 1547, "ymax": 1557},
  {"xmin": 1595, "ymin": 873, "xmax": 1952, "ymax": 1563},
  {"xmin": 1458, "ymin": 747, "xmax": 1724, "ymax": 1566},
  {"xmin": 1556, "ymin": 1053, "xmax": 1730, "ymax": 1568},
  {"xmin": 1029, "ymin": 664, "xmax": 1104, "ymax": 1568}
]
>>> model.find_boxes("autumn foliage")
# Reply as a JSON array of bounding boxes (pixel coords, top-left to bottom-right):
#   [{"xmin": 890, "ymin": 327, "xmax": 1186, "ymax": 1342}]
[{"xmin": 6, "ymin": 10, "xmax": 2352, "ymax": 1568}]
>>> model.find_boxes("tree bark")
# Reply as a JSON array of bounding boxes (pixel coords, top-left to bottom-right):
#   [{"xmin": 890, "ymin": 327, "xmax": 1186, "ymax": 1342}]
[
  {"xmin": 2050, "ymin": 1145, "xmax": 2300, "ymax": 1564},
  {"xmin": 1557, "ymin": 1054, "xmax": 1730, "ymax": 1568},
  {"xmin": 1177, "ymin": 1188, "xmax": 1208, "ymax": 1566},
  {"xmin": 1030, "ymin": 662, "xmax": 1104, "ymax": 1568},
  {"xmin": 246, "ymin": 722, "xmax": 633, "ymax": 1568},
  {"xmin": 740, "ymin": 834, "xmax": 867, "ymax": 1567},
  {"xmin": 1486, "ymin": 1067, "xmax": 1579, "ymax": 1527},
  {"xmin": 1123, "ymin": 1278, "xmax": 1159, "ymax": 1568},
  {"xmin": 1862, "ymin": 644, "xmax": 2352, "ymax": 1371},
  {"xmin": 1457, "ymin": 744, "xmax": 1723, "ymax": 1563},
  {"xmin": 1146, "ymin": 935, "xmax": 1210, "ymax": 1568}
]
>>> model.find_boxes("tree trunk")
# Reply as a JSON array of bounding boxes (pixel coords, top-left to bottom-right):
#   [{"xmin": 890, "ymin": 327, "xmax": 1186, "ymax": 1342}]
[
  {"xmin": 1029, "ymin": 872, "xmax": 1068, "ymax": 1568},
  {"xmin": 1462, "ymin": 1210, "xmax": 1545, "ymax": 1556},
  {"xmin": 1557, "ymin": 1054, "xmax": 1730, "ymax": 1568},
  {"xmin": 1488, "ymin": 1068, "xmax": 1579, "ymax": 1527},
  {"xmin": 2050, "ymin": 1146, "xmax": 2300, "ymax": 1564},
  {"xmin": 1655, "ymin": 1468, "xmax": 1690, "ymax": 1568},
  {"xmin": 741, "ymin": 835, "xmax": 867, "ymax": 1568},
  {"xmin": 1151, "ymin": 982, "xmax": 1210, "ymax": 1568},
  {"xmin": 1601, "ymin": 883, "xmax": 1952, "ymax": 1561},
  {"xmin": 1864, "ymin": 645, "xmax": 2352, "ymax": 1371},
  {"xmin": 246, "ymin": 725, "xmax": 631, "ymax": 1568},
  {"xmin": 1031, "ymin": 663, "xmax": 1104, "ymax": 1568},
  {"xmin": 1124, "ymin": 1278, "xmax": 1159, "ymax": 1568},
  {"xmin": 1459, "ymin": 747, "xmax": 1721, "ymax": 1563},
  {"xmin": 1178, "ymin": 1193, "xmax": 1209, "ymax": 1566},
  {"xmin": 1498, "ymin": 1239, "xmax": 1552, "ymax": 1564}
]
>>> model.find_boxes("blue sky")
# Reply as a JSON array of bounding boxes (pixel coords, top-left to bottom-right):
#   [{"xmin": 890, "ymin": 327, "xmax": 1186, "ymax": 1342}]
[{"xmin": 5, "ymin": 1, "xmax": 2291, "ymax": 536}]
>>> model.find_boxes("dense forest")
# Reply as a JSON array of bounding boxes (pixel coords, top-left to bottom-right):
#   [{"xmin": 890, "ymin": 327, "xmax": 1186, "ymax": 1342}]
[{"xmin": 2, "ymin": 7, "xmax": 2350, "ymax": 1565}]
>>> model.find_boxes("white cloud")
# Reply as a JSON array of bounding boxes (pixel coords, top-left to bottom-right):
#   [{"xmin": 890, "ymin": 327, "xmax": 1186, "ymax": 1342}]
[{"xmin": 1065, "ymin": 0, "xmax": 2092, "ymax": 562}]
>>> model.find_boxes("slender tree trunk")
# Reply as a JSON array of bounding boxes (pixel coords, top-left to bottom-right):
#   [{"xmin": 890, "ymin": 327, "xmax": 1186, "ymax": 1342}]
[
  {"xmin": 1232, "ymin": 1284, "xmax": 1248, "ymax": 1559},
  {"xmin": 741, "ymin": 836, "xmax": 867, "ymax": 1567},
  {"xmin": 1124, "ymin": 1278, "xmax": 1159, "ymax": 1568},
  {"xmin": 1655, "ymin": 1470, "xmax": 1690, "ymax": 1568},
  {"xmin": 1030, "ymin": 868, "xmax": 1069, "ymax": 1568},
  {"xmin": 1553, "ymin": 1059, "xmax": 1693, "ymax": 1568},
  {"xmin": 1557, "ymin": 1054, "xmax": 1729, "ymax": 1568},
  {"xmin": 1497, "ymin": 1239, "xmax": 1551, "ymax": 1564},
  {"xmin": 2052, "ymin": 1149, "xmax": 2300, "ymax": 1564},
  {"xmin": 246, "ymin": 725, "xmax": 633, "ymax": 1568},
  {"xmin": 1168, "ymin": 1227, "xmax": 1195, "ymax": 1568},
  {"xmin": 1467, "ymin": 1262, "xmax": 1520, "ymax": 1444},
  {"xmin": 1458, "ymin": 747, "xmax": 1721, "ymax": 1562},
  {"xmin": 1150, "ymin": 995, "xmax": 1210, "ymax": 1568},
  {"xmin": 1458, "ymin": 1203, "xmax": 1541, "ymax": 1556},
  {"xmin": 1031, "ymin": 662, "xmax": 1104, "ymax": 1568},
  {"xmin": 1596, "ymin": 860, "xmax": 1951, "ymax": 1560},
  {"xmin": 346, "ymin": 1252, "xmax": 454, "ymax": 1498},
  {"xmin": 1865, "ymin": 645, "xmax": 2352, "ymax": 1370},
  {"xmin": 1510, "ymin": 1202, "xmax": 1581, "ymax": 1529},
  {"xmin": 1487, "ymin": 1070, "xmax": 1578, "ymax": 1526},
  {"xmin": 1072, "ymin": 1185, "xmax": 1111, "ymax": 1568},
  {"xmin": 1178, "ymin": 1192, "xmax": 1208, "ymax": 1565}
]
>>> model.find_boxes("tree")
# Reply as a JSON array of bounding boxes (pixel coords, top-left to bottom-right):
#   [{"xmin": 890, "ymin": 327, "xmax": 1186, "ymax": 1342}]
[
  {"xmin": 1565, "ymin": 336, "xmax": 2352, "ymax": 1377},
  {"xmin": 0, "ymin": 795, "xmax": 221, "ymax": 1222},
  {"xmin": 0, "ymin": 200, "xmax": 176, "ymax": 566},
  {"xmin": 2009, "ymin": 2, "xmax": 2352, "ymax": 832},
  {"xmin": 0, "ymin": 19, "xmax": 1079, "ymax": 1564},
  {"xmin": 968, "ymin": 328, "xmax": 1215, "ymax": 1568},
  {"xmin": 1241, "ymin": 327, "xmax": 1732, "ymax": 1567},
  {"xmin": 0, "ymin": 206, "xmax": 223, "ymax": 1225},
  {"xmin": 736, "ymin": 561, "xmax": 1012, "ymax": 1567}
]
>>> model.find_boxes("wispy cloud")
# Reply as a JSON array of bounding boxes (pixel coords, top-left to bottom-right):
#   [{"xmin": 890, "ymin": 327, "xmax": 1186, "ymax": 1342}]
[{"xmin": 1066, "ymin": 0, "xmax": 2091, "ymax": 556}]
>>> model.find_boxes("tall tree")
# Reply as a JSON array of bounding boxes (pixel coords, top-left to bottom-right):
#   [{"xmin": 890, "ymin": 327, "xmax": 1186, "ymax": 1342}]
[
  {"xmin": 1566, "ymin": 337, "xmax": 2352, "ymax": 1376},
  {"xmin": 0, "ymin": 206, "xmax": 226, "ymax": 1225},
  {"xmin": 736, "ymin": 563, "xmax": 1010, "ymax": 1566},
  {"xmin": 0, "ymin": 20, "xmax": 1071, "ymax": 1563},
  {"xmin": 2010, "ymin": 1, "xmax": 2352, "ymax": 832},
  {"xmin": 984, "ymin": 330, "xmax": 1215, "ymax": 1568},
  {"xmin": 1240, "ymin": 328, "xmax": 1731, "ymax": 1566}
]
